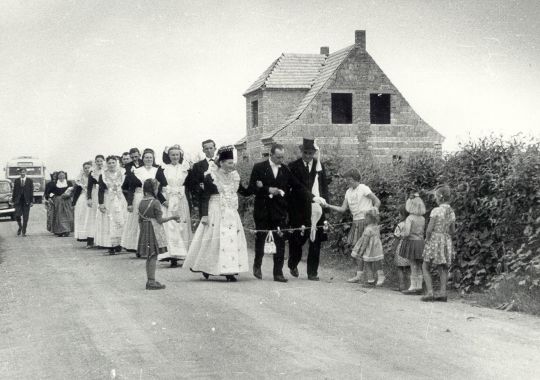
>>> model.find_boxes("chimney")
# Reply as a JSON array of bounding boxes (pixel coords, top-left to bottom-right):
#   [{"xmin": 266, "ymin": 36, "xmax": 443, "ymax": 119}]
[
  {"xmin": 355, "ymin": 30, "xmax": 366, "ymax": 50},
  {"xmin": 320, "ymin": 46, "xmax": 329, "ymax": 56}
]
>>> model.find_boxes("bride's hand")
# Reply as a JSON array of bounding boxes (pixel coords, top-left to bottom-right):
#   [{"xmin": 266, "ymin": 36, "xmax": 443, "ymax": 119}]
[{"xmin": 200, "ymin": 216, "xmax": 208, "ymax": 226}]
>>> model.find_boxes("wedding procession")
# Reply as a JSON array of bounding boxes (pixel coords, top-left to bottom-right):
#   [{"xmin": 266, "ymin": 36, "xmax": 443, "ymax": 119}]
[{"xmin": 27, "ymin": 137, "xmax": 455, "ymax": 302}]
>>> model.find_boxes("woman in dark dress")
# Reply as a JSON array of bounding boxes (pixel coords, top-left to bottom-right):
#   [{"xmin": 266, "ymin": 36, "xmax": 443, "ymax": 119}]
[
  {"xmin": 51, "ymin": 171, "xmax": 74, "ymax": 237},
  {"xmin": 44, "ymin": 171, "xmax": 58, "ymax": 233}
]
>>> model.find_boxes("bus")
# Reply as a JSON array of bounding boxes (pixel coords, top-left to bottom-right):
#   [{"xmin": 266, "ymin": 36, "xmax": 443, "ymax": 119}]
[{"xmin": 4, "ymin": 156, "xmax": 47, "ymax": 203}]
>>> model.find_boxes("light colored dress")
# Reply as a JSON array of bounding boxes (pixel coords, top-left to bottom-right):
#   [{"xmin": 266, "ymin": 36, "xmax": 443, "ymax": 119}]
[
  {"xmin": 121, "ymin": 166, "xmax": 159, "ymax": 251},
  {"xmin": 351, "ymin": 224, "xmax": 384, "ymax": 262},
  {"xmin": 158, "ymin": 162, "xmax": 192, "ymax": 261},
  {"xmin": 343, "ymin": 184, "xmax": 374, "ymax": 246},
  {"xmin": 423, "ymin": 204, "xmax": 456, "ymax": 265},
  {"xmin": 183, "ymin": 169, "xmax": 249, "ymax": 276},
  {"xmin": 95, "ymin": 170, "xmax": 127, "ymax": 248},
  {"xmin": 73, "ymin": 174, "xmax": 91, "ymax": 240}
]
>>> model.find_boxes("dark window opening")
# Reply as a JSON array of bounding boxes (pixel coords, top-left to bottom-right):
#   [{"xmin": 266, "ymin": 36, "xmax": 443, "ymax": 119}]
[
  {"xmin": 331, "ymin": 93, "xmax": 353, "ymax": 124},
  {"xmin": 370, "ymin": 93, "xmax": 391, "ymax": 124},
  {"xmin": 251, "ymin": 100, "xmax": 258, "ymax": 128}
]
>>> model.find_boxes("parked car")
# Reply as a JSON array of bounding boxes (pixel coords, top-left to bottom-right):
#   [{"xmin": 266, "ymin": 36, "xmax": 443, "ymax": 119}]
[{"xmin": 0, "ymin": 179, "xmax": 15, "ymax": 220}]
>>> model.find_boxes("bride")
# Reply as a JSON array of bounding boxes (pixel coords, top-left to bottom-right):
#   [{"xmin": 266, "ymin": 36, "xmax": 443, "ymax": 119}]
[{"xmin": 183, "ymin": 146, "xmax": 251, "ymax": 282}]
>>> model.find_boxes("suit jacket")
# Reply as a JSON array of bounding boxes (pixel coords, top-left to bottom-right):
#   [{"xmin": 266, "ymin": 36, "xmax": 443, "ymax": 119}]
[
  {"xmin": 248, "ymin": 159, "xmax": 303, "ymax": 229},
  {"xmin": 12, "ymin": 177, "xmax": 34, "ymax": 205},
  {"xmin": 288, "ymin": 158, "xmax": 329, "ymax": 228},
  {"xmin": 188, "ymin": 158, "xmax": 211, "ymax": 208}
]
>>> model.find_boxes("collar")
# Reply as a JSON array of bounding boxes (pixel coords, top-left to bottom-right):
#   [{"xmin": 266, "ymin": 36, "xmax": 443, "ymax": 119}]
[
  {"xmin": 206, "ymin": 157, "xmax": 215, "ymax": 162},
  {"xmin": 269, "ymin": 159, "xmax": 281, "ymax": 168}
]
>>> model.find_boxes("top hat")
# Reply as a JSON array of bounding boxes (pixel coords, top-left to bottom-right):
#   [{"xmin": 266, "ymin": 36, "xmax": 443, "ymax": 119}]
[{"xmin": 299, "ymin": 138, "xmax": 317, "ymax": 151}]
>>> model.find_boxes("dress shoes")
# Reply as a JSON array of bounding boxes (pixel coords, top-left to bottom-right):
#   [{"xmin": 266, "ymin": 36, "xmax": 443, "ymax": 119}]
[
  {"xmin": 17, "ymin": 228, "xmax": 22, "ymax": 236},
  {"xmin": 253, "ymin": 266, "xmax": 262, "ymax": 280},
  {"xmin": 307, "ymin": 275, "xmax": 319, "ymax": 281},
  {"xmin": 289, "ymin": 267, "xmax": 299, "ymax": 278},
  {"xmin": 146, "ymin": 281, "xmax": 166, "ymax": 290},
  {"xmin": 273, "ymin": 275, "xmax": 288, "ymax": 283},
  {"xmin": 434, "ymin": 294, "xmax": 448, "ymax": 302}
]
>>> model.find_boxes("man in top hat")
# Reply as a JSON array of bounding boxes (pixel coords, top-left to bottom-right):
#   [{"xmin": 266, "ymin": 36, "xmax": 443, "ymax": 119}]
[
  {"xmin": 247, "ymin": 143, "xmax": 312, "ymax": 282},
  {"xmin": 287, "ymin": 138, "xmax": 329, "ymax": 281},
  {"xmin": 185, "ymin": 139, "xmax": 217, "ymax": 220},
  {"xmin": 12, "ymin": 168, "xmax": 34, "ymax": 237}
]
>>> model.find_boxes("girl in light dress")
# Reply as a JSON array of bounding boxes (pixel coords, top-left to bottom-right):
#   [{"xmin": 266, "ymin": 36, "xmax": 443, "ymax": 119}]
[
  {"xmin": 399, "ymin": 194, "xmax": 426, "ymax": 295},
  {"xmin": 138, "ymin": 179, "xmax": 181, "ymax": 290},
  {"xmin": 96, "ymin": 156, "xmax": 127, "ymax": 255},
  {"xmin": 122, "ymin": 148, "xmax": 167, "ymax": 256},
  {"xmin": 72, "ymin": 161, "xmax": 93, "ymax": 242},
  {"xmin": 422, "ymin": 185, "xmax": 456, "ymax": 302},
  {"xmin": 86, "ymin": 155, "xmax": 105, "ymax": 248},
  {"xmin": 351, "ymin": 208, "xmax": 385, "ymax": 286},
  {"xmin": 393, "ymin": 205, "xmax": 410, "ymax": 291},
  {"xmin": 326, "ymin": 168, "xmax": 381, "ymax": 284},
  {"xmin": 158, "ymin": 145, "xmax": 193, "ymax": 267},
  {"xmin": 183, "ymin": 146, "xmax": 251, "ymax": 282}
]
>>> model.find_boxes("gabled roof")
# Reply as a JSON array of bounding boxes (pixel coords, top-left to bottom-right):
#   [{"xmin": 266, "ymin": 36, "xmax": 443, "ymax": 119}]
[
  {"xmin": 243, "ymin": 54, "xmax": 326, "ymax": 95},
  {"xmin": 261, "ymin": 44, "xmax": 356, "ymax": 141}
]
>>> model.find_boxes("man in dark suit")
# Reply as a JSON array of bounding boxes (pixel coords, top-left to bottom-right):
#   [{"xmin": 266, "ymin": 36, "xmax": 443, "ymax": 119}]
[
  {"xmin": 185, "ymin": 139, "xmax": 216, "ymax": 220},
  {"xmin": 248, "ymin": 144, "xmax": 311, "ymax": 282},
  {"xmin": 287, "ymin": 138, "xmax": 329, "ymax": 281},
  {"xmin": 12, "ymin": 168, "xmax": 34, "ymax": 237}
]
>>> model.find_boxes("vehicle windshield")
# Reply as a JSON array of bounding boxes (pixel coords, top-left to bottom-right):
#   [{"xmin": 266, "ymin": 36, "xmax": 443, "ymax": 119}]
[
  {"xmin": 0, "ymin": 182, "xmax": 10, "ymax": 193},
  {"xmin": 8, "ymin": 167, "xmax": 42, "ymax": 176}
]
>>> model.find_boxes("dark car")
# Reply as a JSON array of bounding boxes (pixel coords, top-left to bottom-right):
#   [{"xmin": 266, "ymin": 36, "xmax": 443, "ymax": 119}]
[{"xmin": 0, "ymin": 179, "xmax": 15, "ymax": 220}]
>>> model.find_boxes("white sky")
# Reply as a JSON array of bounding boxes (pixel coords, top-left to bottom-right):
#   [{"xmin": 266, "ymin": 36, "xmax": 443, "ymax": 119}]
[{"xmin": 1, "ymin": 0, "xmax": 539, "ymax": 176}]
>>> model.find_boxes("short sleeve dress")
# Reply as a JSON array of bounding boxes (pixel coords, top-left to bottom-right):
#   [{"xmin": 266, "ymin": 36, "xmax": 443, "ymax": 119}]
[
  {"xmin": 351, "ymin": 224, "xmax": 384, "ymax": 262},
  {"xmin": 137, "ymin": 198, "xmax": 168, "ymax": 259},
  {"xmin": 423, "ymin": 204, "xmax": 456, "ymax": 265}
]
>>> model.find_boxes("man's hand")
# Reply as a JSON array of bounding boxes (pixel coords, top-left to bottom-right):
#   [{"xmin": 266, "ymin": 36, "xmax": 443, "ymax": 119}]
[
  {"xmin": 200, "ymin": 216, "xmax": 209, "ymax": 225},
  {"xmin": 162, "ymin": 201, "xmax": 169, "ymax": 208},
  {"xmin": 127, "ymin": 205, "xmax": 133, "ymax": 213},
  {"xmin": 99, "ymin": 205, "xmax": 106, "ymax": 213},
  {"xmin": 87, "ymin": 199, "xmax": 93, "ymax": 208},
  {"xmin": 256, "ymin": 180, "xmax": 263, "ymax": 188}
]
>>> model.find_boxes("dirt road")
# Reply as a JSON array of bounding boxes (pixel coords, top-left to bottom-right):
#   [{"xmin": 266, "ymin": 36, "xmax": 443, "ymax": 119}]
[{"xmin": 1, "ymin": 207, "xmax": 539, "ymax": 379}]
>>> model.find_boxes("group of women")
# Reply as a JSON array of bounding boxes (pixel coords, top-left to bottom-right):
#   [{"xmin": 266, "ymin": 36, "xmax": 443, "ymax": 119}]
[{"xmin": 44, "ymin": 145, "xmax": 249, "ymax": 287}]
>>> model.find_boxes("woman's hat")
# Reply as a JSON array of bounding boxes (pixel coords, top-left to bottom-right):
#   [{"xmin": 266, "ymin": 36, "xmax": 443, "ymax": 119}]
[{"xmin": 217, "ymin": 145, "xmax": 235, "ymax": 161}]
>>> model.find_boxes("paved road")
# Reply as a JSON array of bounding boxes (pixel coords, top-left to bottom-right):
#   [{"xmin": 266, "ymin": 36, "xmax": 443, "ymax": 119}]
[{"xmin": 1, "ymin": 207, "xmax": 539, "ymax": 380}]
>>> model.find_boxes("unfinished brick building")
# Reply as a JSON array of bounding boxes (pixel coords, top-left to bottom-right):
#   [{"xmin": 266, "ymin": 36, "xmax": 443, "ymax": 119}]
[{"xmin": 235, "ymin": 30, "xmax": 444, "ymax": 162}]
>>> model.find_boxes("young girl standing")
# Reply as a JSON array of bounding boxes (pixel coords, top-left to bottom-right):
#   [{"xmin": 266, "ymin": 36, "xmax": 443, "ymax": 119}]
[
  {"xmin": 393, "ymin": 205, "xmax": 410, "ymax": 291},
  {"xmin": 138, "ymin": 178, "xmax": 180, "ymax": 290},
  {"xmin": 326, "ymin": 168, "xmax": 380, "ymax": 283},
  {"xmin": 400, "ymin": 194, "xmax": 426, "ymax": 294},
  {"xmin": 422, "ymin": 185, "xmax": 456, "ymax": 302},
  {"xmin": 351, "ymin": 208, "xmax": 385, "ymax": 286}
]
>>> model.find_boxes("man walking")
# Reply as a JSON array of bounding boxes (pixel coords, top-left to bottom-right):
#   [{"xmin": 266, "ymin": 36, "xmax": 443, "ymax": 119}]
[
  {"xmin": 248, "ymin": 144, "xmax": 311, "ymax": 282},
  {"xmin": 186, "ymin": 139, "xmax": 216, "ymax": 220},
  {"xmin": 12, "ymin": 168, "xmax": 34, "ymax": 237},
  {"xmin": 287, "ymin": 138, "xmax": 329, "ymax": 281}
]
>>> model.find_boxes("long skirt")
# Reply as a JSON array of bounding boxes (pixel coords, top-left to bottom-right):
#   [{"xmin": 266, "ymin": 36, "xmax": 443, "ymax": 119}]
[
  {"xmin": 183, "ymin": 196, "xmax": 248, "ymax": 276},
  {"xmin": 86, "ymin": 187, "xmax": 99, "ymax": 239},
  {"xmin": 158, "ymin": 191, "xmax": 192, "ymax": 261},
  {"xmin": 121, "ymin": 190, "xmax": 143, "ymax": 251},
  {"xmin": 73, "ymin": 191, "xmax": 90, "ymax": 240},
  {"xmin": 52, "ymin": 196, "xmax": 74, "ymax": 235},
  {"xmin": 46, "ymin": 200, "xmax": 55, "ymax": 232},
  {"xmin": 95, "ymin": 190, "xmax": 127, "ymax": 248}
]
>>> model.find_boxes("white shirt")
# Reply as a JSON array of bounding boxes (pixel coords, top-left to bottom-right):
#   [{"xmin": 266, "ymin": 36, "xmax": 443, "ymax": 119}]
[
  {"xmin": 21, "ymin": 177, "xmax": 25, "ymax": 186},
  {"xmin": 344, "ymin": 184, "xmax": 373, "ymax": 220},
  {"xmin": 269, "ymin": 159, "xmax": 281, "ymax": 178}
]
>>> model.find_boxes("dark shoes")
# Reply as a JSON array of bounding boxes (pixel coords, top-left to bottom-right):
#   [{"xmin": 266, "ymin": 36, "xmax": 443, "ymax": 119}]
[
  {"xmin": 308, "ymin": 275, "xmax": 319, "ymax": 281},
  {"xmin": 108, "ymin": 249, "xmax": 116, "ymax": 255},
  {"xmin": 146, "ymin": 281, "xmax": 166, "ymax": 290},
  {"xmin": 402, "ymin": 289, "xmax": 423, "ymax": 295},
  {"xmin": 202, "ymin": 272, "xmax": 210, "ymax": 280},
  {"xmin": 170, "ymin": 260, "xmax": 178, "ymax": 268},
  {"xmin": 226, "ymin": 275, "xmax": 237, "ymax": 282},
  {"xmin": 17, "ymin": 228, "xmax": 22, "ymax": 236},
  {"xmin": 289, "ymin": 267, "xmax": 299, "ymax": 278},
  {"xmin": 273, "ymin": 275, "xmax": 288, "ymax": 283},
  {"xmin": 253, "ymin": 266, "xmax": 262, "ymax": 280},
  {"xmin": 421, "ymin": 293, "xmax": 448, "ymax": 302}
]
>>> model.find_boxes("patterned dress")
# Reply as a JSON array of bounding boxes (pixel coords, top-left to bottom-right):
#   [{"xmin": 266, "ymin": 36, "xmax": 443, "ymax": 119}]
[
  {"xmin": 158, "ymin": 162, "xmax": 192, "ymax": 261},
  {"xmin": 183, "ymin": 169, "xmax": 249, "ymax": 276},
  {"xmin": 351, "ymin": 224, "xmax": 384, "ymax": 262},
  {"xmin": 137, "ymin": 198, "xmax": 168, "ymax": 258},
  {"xmin": 96, "ymin": 169, "xmax": 127, "ymax": 248},
  {"xmin": 393, "ymin": 221, "xmax": 410, "ymax": 267},
  {"xmin": 423, "ymin": 204, "xmax": 456, "ymax": 265}
]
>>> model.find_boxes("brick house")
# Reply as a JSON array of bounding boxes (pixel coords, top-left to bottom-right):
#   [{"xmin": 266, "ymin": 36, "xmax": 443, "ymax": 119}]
[{"xmin": 235, "ymin": 30, "xmax": 444, "ymax": 162}]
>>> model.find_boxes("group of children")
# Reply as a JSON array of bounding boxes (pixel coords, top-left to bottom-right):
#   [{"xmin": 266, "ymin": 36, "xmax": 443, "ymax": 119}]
[{"xmin": 327, "ymin": 168, "xmax": 456, "ymax": 302}]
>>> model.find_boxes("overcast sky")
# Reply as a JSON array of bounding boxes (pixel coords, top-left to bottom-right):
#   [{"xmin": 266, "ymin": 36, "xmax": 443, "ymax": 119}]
[{"xmin": 1, "ymin": 0, "xmax": 539, "ymax": 176}]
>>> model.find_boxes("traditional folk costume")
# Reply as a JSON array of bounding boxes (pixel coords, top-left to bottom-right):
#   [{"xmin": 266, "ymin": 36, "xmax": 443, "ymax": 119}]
[
  {"xmin": 158, "ymin": 159, "xmax": 193, "ymax": 263},
  {"xmin": 44, "ymin": 175, "xmax": 57, "ymax": 233},
  {"xmin": 96, "ymin": 168, "xmax": 127, "ymax": 253},
  {"xmin": 121, "ymin": 165, "xmax": 167, "ymax": 255},
  {"xmin": 72, "ymin": 171, "xmax": 91, "ymax": 241},
  {"xmin": 86, "ymin": 168, "xmax": 103, "ymax": 246},
  {"xmin": 184, "ymin": 149, "xmax": 250, "ymax": 279},
  {"xmin": 51, "ymin": 179, "xmax": 75, "ymax": 236}
]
